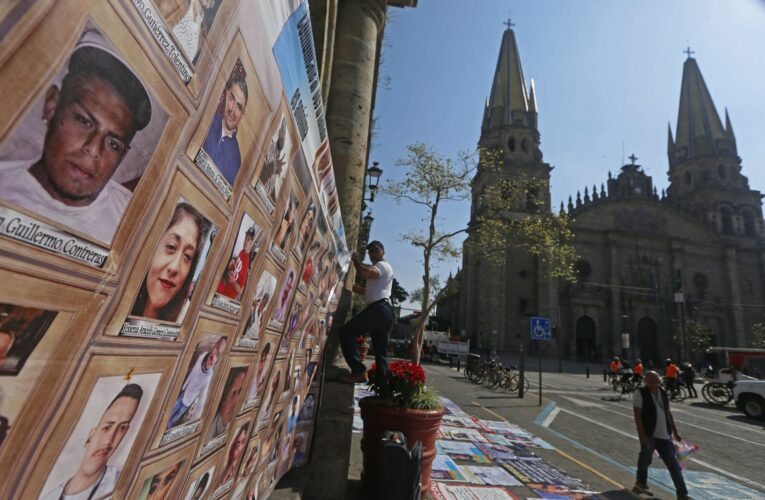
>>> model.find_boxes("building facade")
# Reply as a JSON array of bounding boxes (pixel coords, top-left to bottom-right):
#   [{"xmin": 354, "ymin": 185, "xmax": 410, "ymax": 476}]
[{"xmin": 440, "ymin": 27, "xmax": 765, "ymax": 364}]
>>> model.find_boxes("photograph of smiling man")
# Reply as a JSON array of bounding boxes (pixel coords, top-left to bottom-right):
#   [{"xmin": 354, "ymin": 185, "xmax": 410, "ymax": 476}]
[
  {"xmin": 40, "ymin": 372, "xmax": 161, "ymax": 500},
  {"xmin": 121, "ymin": 198, "xmax": 215, "ymax": 340},
  {"xmin": 194, "ymin": 60, "xmax": 248, "ymax": 195},
  {"xmin": 0, "ymin": 27, "xmax": 167, "ymax": 250},
  {"xmin": 211, "ymin": 213, "xmax": 262, "ymax": 314}
]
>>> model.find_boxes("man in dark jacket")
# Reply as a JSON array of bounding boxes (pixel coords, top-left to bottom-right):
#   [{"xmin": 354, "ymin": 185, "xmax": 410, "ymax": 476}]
[
  {"xmin": 682, "ymin": 362, "xmax": 697, "ymax": 399},
  {"xmin": 632, "ymin": 371, "xmax": 689, "ymax": 498}
]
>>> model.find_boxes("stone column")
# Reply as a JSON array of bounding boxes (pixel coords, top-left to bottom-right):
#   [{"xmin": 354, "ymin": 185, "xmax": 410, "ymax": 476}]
[
  {"xmin": 608, "ymin": 236, "xmax": 621, "ymax": 358},
  {"xmin": 325, "ymin": 0, "xmax": 386, "ymax": 253},
  {"xmin": 724, "ymin": 247, "xmax": 746, "ymax": 346}
]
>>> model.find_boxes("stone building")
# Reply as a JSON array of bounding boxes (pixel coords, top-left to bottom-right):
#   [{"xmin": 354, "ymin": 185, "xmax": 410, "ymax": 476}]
[{"xmin": 439, "ymin": 26, "xmax": 765, "ymax": 364}]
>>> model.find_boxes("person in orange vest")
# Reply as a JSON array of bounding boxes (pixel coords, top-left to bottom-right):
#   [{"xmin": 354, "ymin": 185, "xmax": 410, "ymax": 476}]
[
  {"xmin": 664, "ymin": 358, "xmax": 679, "ymax": 391},
  {"xmin": 633, "ymin": 358, "xmax": 644, "ymax": 385},
  {"xmin": 609, "ymin": 356, "xmax": 622, "ymax": 385}
]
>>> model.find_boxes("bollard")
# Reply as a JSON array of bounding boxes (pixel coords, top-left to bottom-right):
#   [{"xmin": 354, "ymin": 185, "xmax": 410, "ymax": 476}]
[
  {"xmin": 457, "ymin": 356, "xmax": 461, "ymax": 372},
  {"xmin": 586, "ymin": 366, "xmax": 590, "ymax": 378},
  {"xmin": 603, "ymin": 369, "xmax": 607, "ymax": 382}
]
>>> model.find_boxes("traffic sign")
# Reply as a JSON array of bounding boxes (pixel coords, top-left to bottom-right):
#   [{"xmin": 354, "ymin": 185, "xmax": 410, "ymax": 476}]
[{"xmin": 530, "ymin": 317, "xmax": 551, "ymax": 341}]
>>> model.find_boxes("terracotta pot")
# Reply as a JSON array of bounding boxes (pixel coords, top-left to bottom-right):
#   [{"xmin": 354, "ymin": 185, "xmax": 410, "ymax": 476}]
[{"xmin": 359, "ymin": 396, "xmax": 444, "ymax": 497}]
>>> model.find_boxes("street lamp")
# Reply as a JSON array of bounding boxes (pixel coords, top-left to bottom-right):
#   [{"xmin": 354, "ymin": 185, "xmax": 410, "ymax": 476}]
[{"xmin": 361, "ymin": 161, "xmax": 383, "ymax": 211}]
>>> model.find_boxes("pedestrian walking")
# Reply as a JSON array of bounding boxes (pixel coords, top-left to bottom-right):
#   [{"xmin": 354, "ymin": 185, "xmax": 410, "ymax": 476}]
[
  {"xmin": 337, "ymin": 241, "xmax": 395, "ymax": 396},
  {"xmin": 632, "ymin": 371, "xmax": 689, "ymax": 499},
  {"xmin": 682, "ymin": 362, "xmax": 697, "ymax": 398}
]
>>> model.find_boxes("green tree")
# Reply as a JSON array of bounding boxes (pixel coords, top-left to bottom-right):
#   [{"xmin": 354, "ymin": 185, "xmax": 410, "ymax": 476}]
[
  {"xmin": 675, "ymin": 319, "xmax": 714, "ymax": 360},
  {"xmin": 390, "ymin": 278, "xmax": 409, "ymax": 306},
  {"xmin": 384, "ymin": 143, "xmax": 577, "ymax": 364},
  {"xmin": 750, "ymin": 323, "xmax": 765, "ymax": 349}
]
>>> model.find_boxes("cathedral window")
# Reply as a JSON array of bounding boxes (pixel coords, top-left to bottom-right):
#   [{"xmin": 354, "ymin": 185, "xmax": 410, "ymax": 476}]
[
  {"xmin": 720, "ymin": 207, "xmax": 734, "ymax": 234},
  {"xmin": 508, "ymin": 136, "xmax": 516, "ymax": 152},
  {"xmin": 742, "ymin": 210, "xmax": 755, "ymax": 236},
  {"xmin": 718, "ymin": 164, "xmax": 726, "ymax": 179}
]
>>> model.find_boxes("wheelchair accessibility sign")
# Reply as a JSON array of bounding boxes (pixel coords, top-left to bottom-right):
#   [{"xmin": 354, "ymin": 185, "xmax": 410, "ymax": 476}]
[{"xmin": 530, "ymin": 317, "xmax": 551, "ymax": 341}]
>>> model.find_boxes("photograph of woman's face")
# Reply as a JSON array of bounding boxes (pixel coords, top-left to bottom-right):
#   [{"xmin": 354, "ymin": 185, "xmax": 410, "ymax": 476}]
[{"xmin": 131, "ymin": 201, "xmax": 212, "ymax": 322}]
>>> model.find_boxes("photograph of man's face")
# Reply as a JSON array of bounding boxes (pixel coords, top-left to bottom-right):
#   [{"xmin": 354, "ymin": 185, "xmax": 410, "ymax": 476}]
[
  {"xmin": 165, "ymin": 335, "xmax": 226, "ymax": 430},
  {"xmin": 242, "ymin": 271, "xmax": 276, "ymax": 342},
  {"xmin": 41, "ymin": 373, "xmax": 160, "ymax": 500},
  {"xmin": 138, "ymin": 460, "xmax": 183, "ymax": 500},
  {"xmin": 128, "ymin": 199, "xmax": 215, "ymax": 324},
  {"xmin": 204, "ymin": 366, "xmax": 248, "ymax": 443},
  {"xmin": 183, "ymin": 467, "xmax": 214, "ymax": 500},
  {"xmin": 0, "ymin": 27, "xmax": 167, "ymax": 245},
  {"xmin": 215, "ymin": 214, "xmax": 261, "ymax": 302},
  {"xmin": 0, "ymin": 303, "xmax": 57, "ymax": 375},
  {"xmin": 271, "ymin": 268, "xmax": 296, "ymax": 326},
  {"xmin": 200, "ymin": 61, "xmax": 248, "ymax": 186}
]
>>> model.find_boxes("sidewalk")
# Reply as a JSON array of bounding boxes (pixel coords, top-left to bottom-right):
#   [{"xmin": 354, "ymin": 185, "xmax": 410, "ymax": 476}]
[{"xmin": 271, "ymin": 352, "xmax": 620, "ymax": 499}]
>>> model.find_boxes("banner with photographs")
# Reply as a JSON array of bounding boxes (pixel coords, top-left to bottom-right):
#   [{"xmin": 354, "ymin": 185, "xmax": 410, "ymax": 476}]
[{"xmin": 0, "ymin": 1, "xmax": 349, "ymax": 498}]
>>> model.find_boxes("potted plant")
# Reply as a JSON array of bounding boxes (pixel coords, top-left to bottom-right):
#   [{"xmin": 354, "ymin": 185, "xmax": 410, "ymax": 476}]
[
  {"xmin": 356, "ymin": 336, "xmax": 370, "ymax": 360},
  {"xmin": 359, "ymin": 360, "xmax": 444, "ymax": 497}
]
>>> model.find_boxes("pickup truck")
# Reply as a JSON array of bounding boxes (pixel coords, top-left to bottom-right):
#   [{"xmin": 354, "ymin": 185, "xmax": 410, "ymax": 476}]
[{"xmin": 733, "ymin": 380, "xmax": 765, "ymax": 419}]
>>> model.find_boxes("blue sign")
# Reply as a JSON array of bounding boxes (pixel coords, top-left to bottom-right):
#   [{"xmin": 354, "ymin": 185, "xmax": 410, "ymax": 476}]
[{"xmin": 530, "ymin": 317, "xmax": 551, "ymax": 341}]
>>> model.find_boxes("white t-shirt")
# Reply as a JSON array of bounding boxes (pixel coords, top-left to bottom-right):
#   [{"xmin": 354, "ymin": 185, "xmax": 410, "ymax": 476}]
[
  {"xmin": 0, "ymin": 160, "xmax": 131, "ymax": 244},
  {"xmin": 633, "ymin": 389, "xmax": 671, "ymax": 439},
  {"xmin": 41, "ymin": 465, "xmax": 119, "ymax": 500},
  {"xmin": 181, "ymin": 354, "xmax": 214, "ymax": 416},
  {"xmin": 364, "ymin": 260, "xmax": 393, "ymax": 305}
]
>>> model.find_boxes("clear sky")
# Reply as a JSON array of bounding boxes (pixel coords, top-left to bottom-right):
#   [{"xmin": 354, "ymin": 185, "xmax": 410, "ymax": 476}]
[{"xmin": 364, "ymin": 0, "xmax": 765, "ymax": 314}]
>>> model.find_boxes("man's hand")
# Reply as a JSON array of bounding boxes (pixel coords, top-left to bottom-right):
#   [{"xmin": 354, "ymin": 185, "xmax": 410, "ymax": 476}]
[{"xmin": 639, "ymin": 433, "xmax": 650, "ymax": 447}]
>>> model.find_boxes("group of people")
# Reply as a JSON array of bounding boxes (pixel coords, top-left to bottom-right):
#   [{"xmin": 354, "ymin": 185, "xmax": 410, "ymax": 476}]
[{"xmin": 609, "ymin": 356, "xmax": 698, "ymax": 398}]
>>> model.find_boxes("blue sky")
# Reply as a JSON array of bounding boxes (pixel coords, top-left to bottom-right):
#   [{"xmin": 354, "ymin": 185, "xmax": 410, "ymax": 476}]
[{"xmin": 365, "ymin": 0, "xmax": 765, "ymax": 313}]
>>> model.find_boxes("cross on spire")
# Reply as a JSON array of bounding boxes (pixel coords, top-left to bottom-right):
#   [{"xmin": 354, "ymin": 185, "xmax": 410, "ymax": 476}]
[
  {"xmin": 503, "ymin": 16, "xmax": 515, "ymax": 30},
  {"xmin": 684, "ymin": 46, "xmax": 695, "ymax": 59},
  {"xmin": 628, "ymin": 153, "xmax": 638, "ymax": 165}
]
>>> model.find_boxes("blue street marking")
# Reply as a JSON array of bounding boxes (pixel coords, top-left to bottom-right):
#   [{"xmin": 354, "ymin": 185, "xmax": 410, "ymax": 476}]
[
  {"xmin": 638, "ymin": 469, "xmax": 764, "ymax": 500},
  {"xmin": 534, "ymin": 401, "xmax": 557, "ymax": 426}
]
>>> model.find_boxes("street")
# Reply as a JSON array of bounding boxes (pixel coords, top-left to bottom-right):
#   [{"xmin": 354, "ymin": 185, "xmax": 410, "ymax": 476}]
[{"xmin": 423, "ymin": 359, "xmax": 765, "ymax": 499}]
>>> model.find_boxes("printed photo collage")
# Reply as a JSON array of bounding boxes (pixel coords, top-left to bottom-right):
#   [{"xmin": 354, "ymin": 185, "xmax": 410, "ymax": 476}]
[{"xmin": 0, "ymin": 1, "xmax": 343, "ymax": 499}]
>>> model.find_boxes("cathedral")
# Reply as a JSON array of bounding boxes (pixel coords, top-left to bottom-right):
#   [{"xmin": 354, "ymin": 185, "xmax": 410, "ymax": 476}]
[{"xmin": 438, "ymin": 26, "xmax": 765, "ymax": 364}]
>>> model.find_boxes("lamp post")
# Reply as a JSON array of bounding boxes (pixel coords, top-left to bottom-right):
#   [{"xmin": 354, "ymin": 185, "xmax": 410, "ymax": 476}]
[
  {"xmin": 674, "ymin": 291, "xmax": 687, "ymax": 362},
  {"xmin": 357, "ymin": 162, "xmax": 383, "ymax": 258}
]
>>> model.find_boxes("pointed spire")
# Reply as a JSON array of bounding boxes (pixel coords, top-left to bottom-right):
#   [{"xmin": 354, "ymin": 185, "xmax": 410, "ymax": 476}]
[
  {"xmin": 661, "ymin": 188, "xmax": 666, "ymax": 199},
  {"xmin": 559, "ymin": 201, "xmax": 565, "ymax": 215},
  {"xmin": 583, "ymin": 186, "xmax": 590, "ymax": 203},
  {"xmin": 667, "ymin": 122, "xmax": 674, "ymax": 155},
  {"xmin": 567, "ymin": 195, "xmax": 574, "ymax": 212},
  {"xmin": 528, "ymin": 78, "xmax": 538, "ymax": 113},
  {"xmin": 576, "ymin": 191, "xmax": 582, "ymax": 207},
  {"xmin": 671, "ymin": 55, "xmax": 735, "ymax": 165},
  {"xmin": 724, "ymin": 108, "xmax": 735, "ymax": 139},
  {"xmin": 483, "ymin": 25, "xmax": 534, "ymax": 131},
  {"xmin": 600, "ymin": 183, "xmax": 606, "ymax": 198},
  {"xmin": 592, "ymin": 184, "xmax": 599, "ymax": 201}
]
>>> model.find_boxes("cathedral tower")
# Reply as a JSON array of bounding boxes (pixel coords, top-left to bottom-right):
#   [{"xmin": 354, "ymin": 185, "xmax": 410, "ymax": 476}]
[
  {"xmin": 667, "ymin": 52, "xmax": 764, "ymax": 238},
  {"xmin": 459, "ymin": 24, "xmax": 554, "ymax": 351}
]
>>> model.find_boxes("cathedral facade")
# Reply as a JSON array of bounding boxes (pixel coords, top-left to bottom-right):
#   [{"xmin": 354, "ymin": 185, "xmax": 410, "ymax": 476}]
[{"xmin": 439, "ymin": 27, "xmax": 765, "ymax": 364}]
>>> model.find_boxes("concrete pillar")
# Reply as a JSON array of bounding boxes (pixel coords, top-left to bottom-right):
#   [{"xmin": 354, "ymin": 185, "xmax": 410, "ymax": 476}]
[{"xmin": 325, "ymin": 0, "xmax": 386, "ymax": 253}]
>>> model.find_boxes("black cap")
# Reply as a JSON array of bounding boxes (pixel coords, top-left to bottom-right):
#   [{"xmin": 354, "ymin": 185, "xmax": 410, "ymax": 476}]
[
  {"xmin": 367, "ymin": 240, "xmax": 384, "ymax": 251},
  {"xmin": 246, "ymin": 226, "xmax": 257, "ymax": 237},
  {"xmin": 68, "ymin": 46, "xmax": 152, "ymax": 132}
]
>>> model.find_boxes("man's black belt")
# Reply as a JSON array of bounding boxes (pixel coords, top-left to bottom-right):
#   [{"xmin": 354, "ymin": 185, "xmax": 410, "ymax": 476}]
[{"xmin": 370, "ymin": 298, "xmax": 392, "ymax": 307}]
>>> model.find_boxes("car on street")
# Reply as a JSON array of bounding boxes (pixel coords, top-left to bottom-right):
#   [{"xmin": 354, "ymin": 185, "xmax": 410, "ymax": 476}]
[{"xmin": 733, "ymin": 380, "xmax": 765, "ymax": 419}]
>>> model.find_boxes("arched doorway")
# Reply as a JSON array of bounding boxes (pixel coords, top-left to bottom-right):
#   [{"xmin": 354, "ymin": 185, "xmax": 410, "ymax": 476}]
[
  {"xmin": 575, "ymin": 316, "xmax": 597, "ymax": 360},
  {"xmin": 638, "ymin": 317, "xmax": 659, "ymax": 365}
]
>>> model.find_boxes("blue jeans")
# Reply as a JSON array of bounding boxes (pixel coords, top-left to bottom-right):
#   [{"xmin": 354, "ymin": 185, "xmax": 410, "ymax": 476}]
[
  {"xmin": 340, "ymin": 300, "xmax": 394, "ymax": 396},
  {"xmin": 637, "ymin": 437, "xmax": 688, "ymax": 496},
  {"xmin": 166, "ymin": 394, "xmax": 190, "ymax": 429}
]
